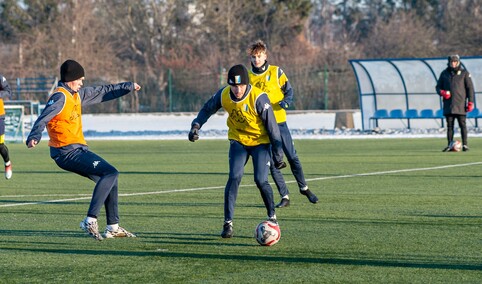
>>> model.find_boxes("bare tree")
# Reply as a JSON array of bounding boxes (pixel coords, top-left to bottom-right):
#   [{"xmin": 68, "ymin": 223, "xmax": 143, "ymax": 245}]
[
  {"xmin": 95, "ymin": 0, "xmax": 217, "ymax": 112},
  {"xmin": 436, "ymin": 0, "xmax": 482, "ymax": 55},
  {"xmin": 361, "ymin": 11, "xmax": 438, "ymax": 58},
  {"xmin": 1, "ymin": 0, "xmax": 478, "ymax": 112},
  {"xmin": 0, "ymin": 0, "xmax": 122, "ymax": 111}
]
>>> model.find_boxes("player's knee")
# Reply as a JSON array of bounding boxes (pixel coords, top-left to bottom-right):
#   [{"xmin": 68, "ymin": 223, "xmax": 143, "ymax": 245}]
[
  {"xmin": 0, "ymin": 143, "xmax": 7, "ymax": 154},
  {"xmin": 254, "ymin": 178, "xmax": 269, "ymax": 188},
  {"xmin": 103, "ymin": 168, "xmax": 119, "ymax": 179},
  {"xmin": 99, "ymin": 171, "xmax": 119, "ymax": 186},
  {"xmin": 228, "ymin": 168, "xmax": 243, "ymax": 181},
  {"xmin": 228, "ymin": 174, "xmax": 242, "ymax": 184},
  {"xmin": 110, "ymin": 169, "xmax": 119, "ymax": 177}
]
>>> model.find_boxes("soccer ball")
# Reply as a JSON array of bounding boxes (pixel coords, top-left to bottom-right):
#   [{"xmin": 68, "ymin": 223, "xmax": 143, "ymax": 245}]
[
  {"xmin": 450, "ymin": 140, "xmax": 462, "ymax": 152},
  {"xmin": 254, "ymin": 221, "xmax": 280, "ymax": 246}
]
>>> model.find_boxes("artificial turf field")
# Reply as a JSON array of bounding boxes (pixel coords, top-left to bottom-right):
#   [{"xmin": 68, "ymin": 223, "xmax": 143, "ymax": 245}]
[{"xmin": 0, "ymin": 138, "xmax": 481, "ymax": 283}]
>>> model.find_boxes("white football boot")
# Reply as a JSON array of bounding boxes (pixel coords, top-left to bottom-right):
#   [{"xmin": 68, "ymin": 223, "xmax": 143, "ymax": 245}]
[
  {"xmin": 80, "ymin": 217, "xmax": 103, "ymax": 241},
  {"xmin": 104, "ymin": 226, "xmax": 137, "ymax": 238}
]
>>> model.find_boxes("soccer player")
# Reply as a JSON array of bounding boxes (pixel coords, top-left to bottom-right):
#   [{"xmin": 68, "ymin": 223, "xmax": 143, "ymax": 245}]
[
  {"xmin": 0, "ymin": 74, "xmax": 13, "ymax": 179},
  {"xmin": 26, "ymin": 59, "xmax": 141, "ymax": 241},
  {"xmin": 188, "ymin": 64, "xmax": 286, "ymax": 238},
  {"xmin": 247, "ymin": 40, "xmax": 318, "ymax": 208},
  {"xmin": 436, "ymin": 54, "xmax": 475, "ymax": 152}
]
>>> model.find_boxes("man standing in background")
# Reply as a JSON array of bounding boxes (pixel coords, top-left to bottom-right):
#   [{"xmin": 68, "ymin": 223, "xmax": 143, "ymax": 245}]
[
  {"xmin": 436, "ymin": 54, "xmax": 475, "ymax": 152},
  {"xmin": 0, "ymin": 74, "xmax": 13, "ymax": 179}
]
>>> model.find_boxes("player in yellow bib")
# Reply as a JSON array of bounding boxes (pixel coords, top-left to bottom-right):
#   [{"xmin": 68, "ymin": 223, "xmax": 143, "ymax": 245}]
[
  {"xmin": 247, "ymin": 40, "xmax": 318, "ymax": 208},
  {"xmin": 0, "ymin": 74, "xmax": 12, "ymax": 179},
  {"xmin": 189, "ymin": 64, "xmax": 286, "ymax": 238}
]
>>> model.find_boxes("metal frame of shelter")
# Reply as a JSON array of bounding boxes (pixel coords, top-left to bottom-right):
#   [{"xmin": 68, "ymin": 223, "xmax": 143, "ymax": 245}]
[{"xmin": 349, "ymin": 56, "xmax": 482, "ymax": 130}]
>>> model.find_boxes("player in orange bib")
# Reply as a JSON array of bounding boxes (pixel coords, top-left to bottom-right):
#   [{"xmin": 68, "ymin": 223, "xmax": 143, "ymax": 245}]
[{"xmin": 26, "ymin": 59, "xmax": 141, "ymax": 241}]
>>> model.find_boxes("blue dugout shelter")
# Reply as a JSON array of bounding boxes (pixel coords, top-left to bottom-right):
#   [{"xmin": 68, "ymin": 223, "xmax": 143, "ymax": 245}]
[{"xmin": 349, "ymin": 56, "xmax": 482, "ymax": 130}]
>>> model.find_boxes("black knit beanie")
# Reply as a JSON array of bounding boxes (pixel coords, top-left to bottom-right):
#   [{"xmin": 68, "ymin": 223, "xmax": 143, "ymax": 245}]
[
  {"xmin": 227, "ymin": 64, "xmax": 249, "ymax": 86},
  {"xmin": 60, "ymin": 60, "xmax": 85, "ymax": 82}
]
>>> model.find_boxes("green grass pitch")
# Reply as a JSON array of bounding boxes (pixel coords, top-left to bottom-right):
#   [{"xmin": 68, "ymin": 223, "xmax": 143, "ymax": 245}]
[{"xmin": 0, "ymin": 138, "xmax": 481, "ymax": 283}]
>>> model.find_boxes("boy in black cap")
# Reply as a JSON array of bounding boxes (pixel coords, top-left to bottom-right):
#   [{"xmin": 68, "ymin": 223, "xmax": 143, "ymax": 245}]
[
  {"xmin": 436, "ymin": 54, "xmax": 475, "ymax": 151},
  {"xmin": 26, "ymin": 59, "xmax": 141, "ymax": 241},
  {"xmin": 188, "ymin": 64, "xmax": 286, "ymax": 238}
]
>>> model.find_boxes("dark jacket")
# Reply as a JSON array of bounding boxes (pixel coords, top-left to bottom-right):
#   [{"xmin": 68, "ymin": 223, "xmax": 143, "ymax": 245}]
[
  {"xmin": 26, "ymin": 81, "xmax": 135, "ymax": 158},
  {"xmin": 191, "ymin": 84, "xmax": 284, "ymax": 165},
  {"xmin": 436, "ymin": 66, "xmax": 475, "ymax": 115}
]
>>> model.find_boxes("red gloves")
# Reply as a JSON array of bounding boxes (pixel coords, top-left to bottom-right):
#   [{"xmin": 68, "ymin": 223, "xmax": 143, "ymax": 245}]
[
  {"xmin": 466, "ymin": 102, "xmax": 474, "ymax": 112},
  {"xmin": 440, "ymin": 90, "xmax": 451, "ymax": 99}
]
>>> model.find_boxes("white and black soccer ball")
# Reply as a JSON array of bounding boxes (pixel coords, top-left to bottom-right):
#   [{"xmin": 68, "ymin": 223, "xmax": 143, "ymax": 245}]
[
  {"xmin": 450, "ymin": 140, "xmax": 462, "ymax": 152},
  {"xmin": 254, "ymin": 221, "xmax": 280, "ymax": 246}
]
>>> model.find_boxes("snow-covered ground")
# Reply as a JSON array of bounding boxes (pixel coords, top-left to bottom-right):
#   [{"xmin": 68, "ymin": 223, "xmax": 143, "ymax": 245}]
[
  {"xmin": 78, "ymin": 111, "xmax": 452, "ymax": 140},
  {"xmin": 23, "ymin": 110, "xmax": 482, "ymax": 140},
  {"xmin": 80, "ymin": 111, "xmax": 352, "ymax": 140}
]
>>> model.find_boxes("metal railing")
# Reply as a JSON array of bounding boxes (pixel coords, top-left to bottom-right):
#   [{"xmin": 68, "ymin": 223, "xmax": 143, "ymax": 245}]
[{"xmin": 14, "ymin": 76, "xmax": 57, "ymax": 102}]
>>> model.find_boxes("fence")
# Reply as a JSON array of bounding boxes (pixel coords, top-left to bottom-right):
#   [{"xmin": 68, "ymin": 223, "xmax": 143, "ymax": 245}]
[
  {"xmin": 4, "ymin": 105, "xmax": 25, "ymax": 142},
  {"xmin": 14, "ymin": 76, "xmax": 57, "ymax": 102}
]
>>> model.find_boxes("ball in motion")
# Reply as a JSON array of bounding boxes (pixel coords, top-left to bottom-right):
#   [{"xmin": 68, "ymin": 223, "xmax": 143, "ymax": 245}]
[
  {"xmin": 449, "ymin": 140, "xmax": 462, "ymax": 152},
  {"xmin": 255, "ymin": 220, "xmax": 280, "ymax": 246}
]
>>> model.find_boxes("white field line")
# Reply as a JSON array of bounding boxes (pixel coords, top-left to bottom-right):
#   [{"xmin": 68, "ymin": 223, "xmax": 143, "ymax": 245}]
[{"xmin": 1, "ymin": 161, "xmax": 481, "ymax": 208}]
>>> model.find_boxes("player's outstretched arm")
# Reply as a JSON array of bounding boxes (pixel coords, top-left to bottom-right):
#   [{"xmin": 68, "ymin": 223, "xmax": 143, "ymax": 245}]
[{"xmin": 188, "ymin": 89, "xmax": 223, "ymax": 142}]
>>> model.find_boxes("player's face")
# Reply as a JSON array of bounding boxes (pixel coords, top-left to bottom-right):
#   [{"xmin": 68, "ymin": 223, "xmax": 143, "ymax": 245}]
[
  {"xmin": 230, "ymin": 84, "xmax": 247, "ymax": 99},
  {"xmin": 250, "ymin": 51, "xmax": 267, "ymax": 68},
  {"xmin": 450, "ymin": 60, "xmax": 459, "ymax": 68},
  {"xmin": 66, "ymin": 77, "xmax": 85, "ymax": 92}
]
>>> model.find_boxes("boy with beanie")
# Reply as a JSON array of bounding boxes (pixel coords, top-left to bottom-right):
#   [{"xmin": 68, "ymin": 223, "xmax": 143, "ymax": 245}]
[
  {"xmin": 188, "ymin": 64, "xmax": 286, "ymax": 238},
  {"xmin": 247, "ymin": 40, "xmax": 318, "ymax": 207},
  {"xmin": 26, "ymin": 59, "xmax": 141, "ymax": 241}
]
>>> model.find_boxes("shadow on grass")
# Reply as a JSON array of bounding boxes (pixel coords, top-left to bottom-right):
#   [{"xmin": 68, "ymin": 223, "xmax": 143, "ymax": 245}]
[
  {"xmin": 280, "ymin": 216, "xmax": 482, "ymax": 226},
  {"xmin": 0, "ymin": 229, "xmax": 83, "ymax": 238},
  {"xmin": 0, "ymin": 200, "xmax": 88, "ymax": 205},
  {"xmin": 1, "ymin": 246, "xmax": 481, "ymax": 271},
  {"xmin": 416, "ymin": 214, "xmax": 482, "ymax": 218},
  {"xmin": 0, "ymin": 229, "xmax": 251, "ymax": 243},
  {"xmin": 9, "ymin": 170, "xmax": 228, "ymax": 176}
]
